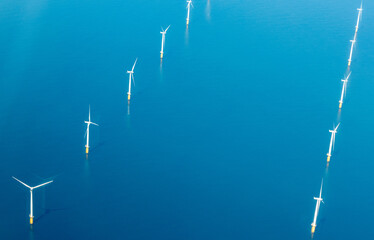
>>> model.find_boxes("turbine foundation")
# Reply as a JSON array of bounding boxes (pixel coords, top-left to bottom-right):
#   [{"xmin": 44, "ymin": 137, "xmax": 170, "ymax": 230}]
[
  {"xmin": 327, "ymin": 155, "xmax": 331, "ymax": 163},
  {"xmin": 86, "ymin": 147, "xmax": 89, "ymax": 154},
  {"xmin": 311, "ymin": 225, "xmax": 316, "ymax": 234},
  {"xmin": 128, "ymin": 93, "xmax": 131, "ymax": 101},
  {"xmin": 30, "ymin": 217, "xmax": 33, "ymax": 225},
  {"xmin": 339, "ymin": 102, "xmax": 343, "ymax": 109},
  {"xmin": 160, "ymin": 52, "xmax": 163, "ymax": 59}
]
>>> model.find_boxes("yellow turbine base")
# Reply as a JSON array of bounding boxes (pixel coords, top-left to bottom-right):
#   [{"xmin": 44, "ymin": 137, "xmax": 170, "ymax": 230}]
[
  {"xmin": 186, "ymin": 19, "xmax": 189, "ymax": 25},
  {"xmin": 86, "ymin": 147, "xmax": 89, "ymax": 154},
  {"xmin": 339, "ymin": 102, "xmax": 342, "ymax": 109},
  {"xmin": 348, "ymin": 61, "xmax": 351, "ymax": 67},
  {"xmin": 160, "ymin": 53, "xmax": 163, "ymax": 59},
  {"xmin": 30, "ymin": 217, "xmax": 33, "ymax": 225},
  {"xmin": 128, "ymin": 94, "xmax": 131, "ymax": 101},
  {"xmin": 327, "ymin": 155, "xmax": 331, "ymax": 162},
  {"xmin": 311, "ymin": 226, "xmax": 316, "ymax": 233}
]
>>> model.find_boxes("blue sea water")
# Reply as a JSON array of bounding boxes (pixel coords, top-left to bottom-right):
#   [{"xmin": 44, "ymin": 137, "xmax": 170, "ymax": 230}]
[{"xmin": 0, "ymin": 0, "xmax": 373, "ymax": 239}]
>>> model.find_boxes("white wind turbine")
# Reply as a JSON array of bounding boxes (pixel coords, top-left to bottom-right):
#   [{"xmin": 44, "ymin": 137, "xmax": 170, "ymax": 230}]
[
  {"xmin": 186, "ymin": 0, "xmax": 193, "ymax": 25},
  {"xmin": 127, "ymin": 58, "xmax": 138, "ymax": 101},
  {"xmin": 85, "ymin": 105, "xmax": 99, "ymax": 154},
  {"xmin": 327, "ymin": 123, "xmax": 340, "ymax": 163},
  {"xmin": 311, "ymin": 179, "xmax": 324, "ymax": 234},
  {"xmin": 160, "ymin": 25, "xmax": 170, "ymax": 59},
  {"xmin": 339, "ymin": 72, "xmax": 351, "ymax": 109},
  {"xmin": 12, "ymin": 176, "xmax": 53, "ymax": 225}
]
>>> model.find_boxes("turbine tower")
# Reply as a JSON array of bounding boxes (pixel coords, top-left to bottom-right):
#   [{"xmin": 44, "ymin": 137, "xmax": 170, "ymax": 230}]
[
  {"xmin": 339, "ymin": 72, "xmax": 351, "ymax": 109},
  {"xmin": 355, "ymin": 3, "xmax": 363, "ymax": 33},
  {"xmin": 327, "ymin": 123, "xmax": 340, "ymax": 162},
  {"xmin": 186, "ymin": 0, "xmax": 193, "ymax": 25},
  {"xmin": 127, "ymin": 58, "xmax": 138, "ymax": 101},
  {"xmin": 160, "ymin": 25, "xmax": 170, "ymax": 59},
  {"xmin": 348, "ymin": 39, "xmax": 356, "ymax": 67},
  {"xmin": 311, "ymin": 179, "xmax": 324, "ymax": 234},
  {"xmin": 12, "ymin": 176, "xmax": 53, "ymax": 225},
  {"xmin": 85, "ymin": 105, "xmax": 99, "ymax": 154}
]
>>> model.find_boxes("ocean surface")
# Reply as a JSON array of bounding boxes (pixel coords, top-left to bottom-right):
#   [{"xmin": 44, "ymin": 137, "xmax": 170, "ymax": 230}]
[{"xmin": 0, "ymin": 0, "xmax": 373, "ymax": 239}]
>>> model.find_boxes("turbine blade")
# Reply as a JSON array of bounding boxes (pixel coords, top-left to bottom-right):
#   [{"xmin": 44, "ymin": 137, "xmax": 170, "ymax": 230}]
[
  {"xmin": 346, "ymin": 72, "xmax": 351, "ymax": 81},
  {"xmin": 320, "ymin": 179, "xmax": 323, "ymax": 198},
  {"xmin": 33, "ymin": 180, "xmax": 53, "ymax": 189},
  {"xmin": 132, "ymin": 58, "xmax": 138, "ymax": 71},
  {"xmin": 165, "ymin": 25, "xmax": 170, "ymax": 32},
  {"xmin": 92, "ymin": 122, "xmax": 99, "ymax": 126},
  {"xmin": 12, "ymin": 176, "xmax": 32, "ymax": 189},
  {"xmin": 84, "ymin": 127, "xmax": 87, "ymax": 139},
  {"xmin": 132, "ymin": 74, "xmax": 136, "ymax": 87},
  {"xmin": 335, "ymin": 123, "xmax": 340, "ymax": 131},
  {"xmin": 89, "ymin": 105, "xmax": 91, "ymax": 122}
]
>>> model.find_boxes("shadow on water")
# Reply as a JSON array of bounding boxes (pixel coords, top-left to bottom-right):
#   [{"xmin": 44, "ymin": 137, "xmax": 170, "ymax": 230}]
[
  {"xmin": 318, "ymin": 217, "xmax": 327, "ymax": 233},
  {"xmin": 35, "ymin": 207, "xmax": 68, "ymax": 222},
  {"xmin": 29, "ymin": 227, "xmax": 34, "ymax": 240},
  {"xmin": 336, "ymin": 109, "xmax": 342, "ymax": 123},
  {"xmin": 159, "ymin": 62, "xmax": 164, "ymax": 83},
  {"xmin": 84, "ymin": 156, "xmax": 91, "ymax": 180},
  {"xmin": 185, "ymin": 26, "xmax": 189, "ymax": 45},
  {"xmin": 127, "ymin": 101, "xmax": 130, "ymax": 116},
  {"xmin": 324, "ymin": 162, "xmax": 330, "ymax": 176},
  {"xmin": 91, "ymin": 140, "xmax": 107, "ymax": 153},
  {"xmin": 125, "ymin": 101, "xmax": 131, "ymax": 128}
]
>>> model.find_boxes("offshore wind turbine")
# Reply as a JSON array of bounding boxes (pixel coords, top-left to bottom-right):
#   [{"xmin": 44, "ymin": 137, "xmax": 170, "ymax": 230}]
[
  {"xmin": 12, "ymin": 177, "xmax": 53, "ymax": 225},
  {"xmin": 160, "ymin": 25, "xmax": 170, "ymax": 59},
  {"xmin": 355, "ymin": 3, "xmax": 363, "ymax": 33},
  {"xmin": 127, "ymin": 58, "xmax": 137, "ymax": 101},
  {"xmin": 339, "ymin": 72, "xmax": 351, "ymax": 109},
  {"xmin": 327, "ymin": 123, "xmax": 340, "ymax": 163},
  {"xmin": 186, "ymin": 0, "xmax": 193, "ymax": 25},
  {"xmin": 85, "ymin": 105, "xmax": 99, "ymax": 154},
  {"xmin": 348, "ymin": 38, "xmax": 356, "ymax": 67},
  {"xmin": 311, "ymin": 179, "xmax": 324, "ymax": 234}
]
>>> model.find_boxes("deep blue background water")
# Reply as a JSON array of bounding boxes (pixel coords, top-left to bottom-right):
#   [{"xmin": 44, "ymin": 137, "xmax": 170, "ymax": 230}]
[{"xmin": 0, "ymin": 0, "xmax": 373, "ymax": 239}]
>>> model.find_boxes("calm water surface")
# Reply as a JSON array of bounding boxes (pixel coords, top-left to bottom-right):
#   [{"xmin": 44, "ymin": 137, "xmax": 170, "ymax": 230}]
[{"xmin": 0, "ymin": 0, "xmax": 373, "ymax": 239}]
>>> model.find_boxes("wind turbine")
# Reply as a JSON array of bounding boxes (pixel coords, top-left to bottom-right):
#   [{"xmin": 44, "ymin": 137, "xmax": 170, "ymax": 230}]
[
  {"xmin": 186, "ymin": 0, "xmax": 193, "ymax": 25},
  {"xmin": 85, "ymin": 105, "xmax": 99, "ymax": 154},
  {"xmin": 355, "ymin": 3, "xmax": 363, "ymax": 33},
  {"xmin": 160, "ymin": 25, "xmax": 170, "ymax": 59},
  {"xmin": 127, "ymin": 58, "xmax": 137, "ymax": 101},
  {"xmin": 12, "ymin": 176, "xmax": 53, "ymax": 225},
  {"xmin": 348, "ymin": 38, "xmax": 356, "ymax": 67},
  {"xmin": 327, "ymin": 123, "xmax": 340, "ymax": 162},
  {"xmin": 311, "ymin": 179, "xmax": 324, "ymax": 234},
  {"xmin": 339, "ymin": 72, "xmax": 351, "ymax": 109}
]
